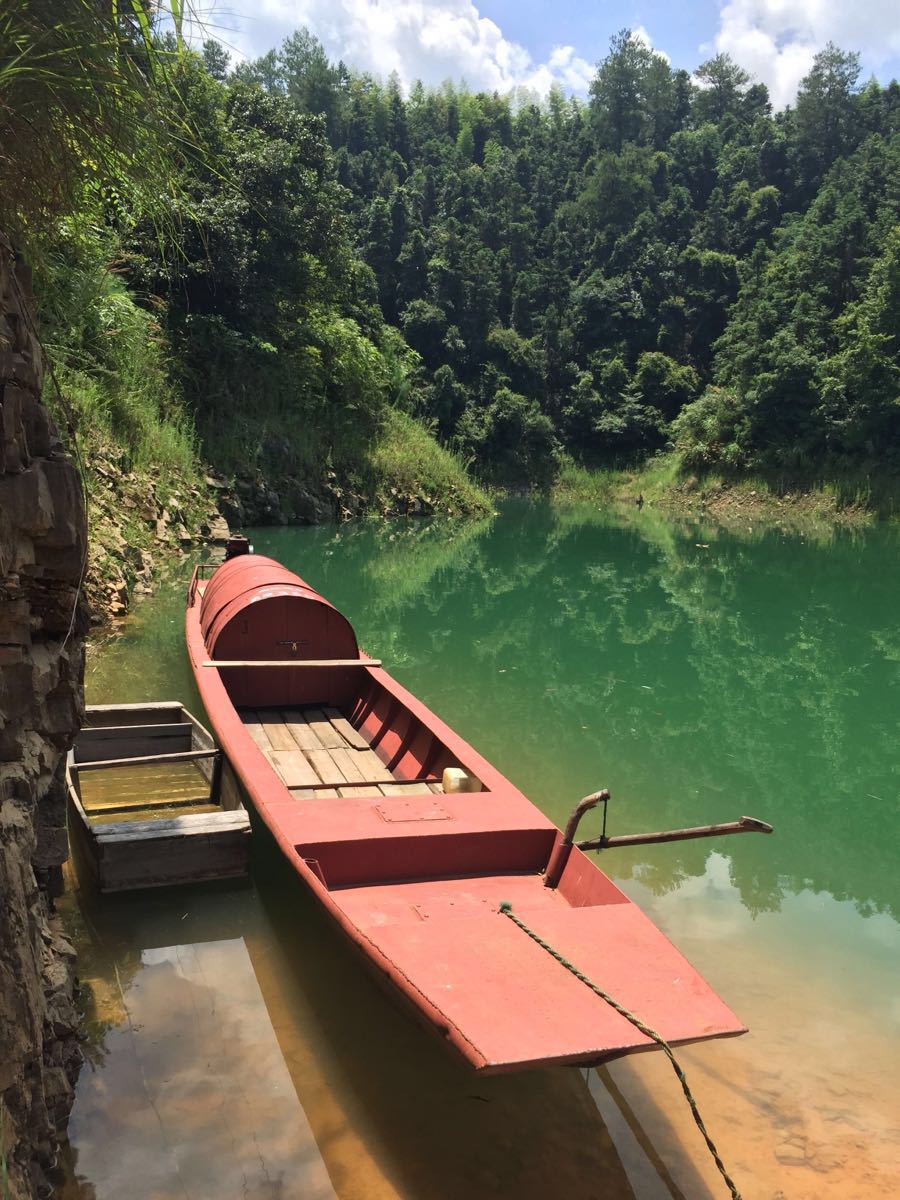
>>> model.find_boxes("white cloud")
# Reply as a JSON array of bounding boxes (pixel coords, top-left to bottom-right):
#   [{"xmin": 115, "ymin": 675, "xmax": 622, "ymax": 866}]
[
  {"xmin": 711, "ymin": 0, "xmax": 900, "ymax": 109},
  {"xmin": 218, "ymin": 0, "xmax": 595, "ymax": 96},
  {"xmin": 632, "ymin": 25, "xmax": 670, "ymax": 65}
]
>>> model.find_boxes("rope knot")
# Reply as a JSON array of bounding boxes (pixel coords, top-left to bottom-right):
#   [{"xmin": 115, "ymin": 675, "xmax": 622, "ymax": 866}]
[{"xmin": 498, "ymin": 901, "xmax": 512, "ymax": 913}]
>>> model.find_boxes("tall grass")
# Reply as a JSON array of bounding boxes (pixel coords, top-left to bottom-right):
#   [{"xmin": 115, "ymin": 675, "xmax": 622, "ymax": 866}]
[
  {"xmin": 362, "ymin": 409, "xmax": 492, "ymax": 515},
  {"xmin": 0, "ymin": 2, "xmax": 198, "ymax": 255}
]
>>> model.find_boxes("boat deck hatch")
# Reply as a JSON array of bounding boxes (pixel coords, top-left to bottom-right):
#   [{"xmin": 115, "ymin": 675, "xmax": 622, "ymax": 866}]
[{"xmin": 375, "ymin": 800, "xmax": 451, "ymax": 823}]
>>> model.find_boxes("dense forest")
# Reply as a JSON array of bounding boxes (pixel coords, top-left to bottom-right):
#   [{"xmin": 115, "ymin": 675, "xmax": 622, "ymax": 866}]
[
  {"xmin": 4, "ymin": 12, "xmax": 900, "ymax": 502},
  {"xmin": 220, "ymin": 29, "xmax": 900, "ymax": 484}
]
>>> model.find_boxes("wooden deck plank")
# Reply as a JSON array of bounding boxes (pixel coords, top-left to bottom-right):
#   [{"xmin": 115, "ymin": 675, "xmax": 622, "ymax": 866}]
[
  {"xmin": 260, "ymin": 715, "xmax": 298, "ymax": 751},
  {"xmin": 327, "ymin": 747, "xmax": 368, "ymax": 783},
  {"xmin": 428, "ymin": 782, "xmax": 444, "ymax": 793},
  {"xmin": 266, "ymin": 749, "xmax": 320, "ymax": 788},
  {"xmin": 322, "ymin": 707, "xmax": 370, "ymax": 750},
  {"xmin": 337, "ymin": 785, "xmax": 383, "ymax": 797},
  {"xmin": 280, "ymin": 710, "xmax": 323, "ymax": 752},
  {"xmin": 349, "ymin": 747, "xmax": 393, "ymax": 780},
  {"xmin": 302, "ymin": 708, "xmax": 345, "ymax": 749},
  {"xmin": 241, "ymin": 711, "xmax": 272, "ymax": 750},
  {"xmin": 304, "ymin": 747, "xmax": 349, "ymax": 786}
]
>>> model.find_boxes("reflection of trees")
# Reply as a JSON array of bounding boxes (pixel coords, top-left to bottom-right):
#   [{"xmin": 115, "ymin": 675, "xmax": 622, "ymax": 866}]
[{"xmin": 256, "ymin": 504, "xmax": 898, "ymax": 922}]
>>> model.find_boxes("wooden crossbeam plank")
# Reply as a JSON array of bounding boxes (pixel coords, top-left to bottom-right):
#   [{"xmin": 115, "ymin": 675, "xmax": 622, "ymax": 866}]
[
  {"xmin": 86, "ymin": 733, "xmax": 194, "ymax": 761},
  {"xmin": 285, "ymin": 775, "xmax": 438, "ymax": 792},
  {"xmin": 78, "ymin": 723, "xmax": 189, "ymax": 742},
  {"xmin": 322, "ymin": 707, "xmax": 370, "ymax": 750},
  {"xmin": 77, "ymin": 749, "xmax": 218, "ymax": 772},
  {"xmin": 266, "ymin": 749, "xmax": 319, "ymax": 788},
  {"xmin": 203, "ymin": 659, "xmax": 381, "ymax": 669}
]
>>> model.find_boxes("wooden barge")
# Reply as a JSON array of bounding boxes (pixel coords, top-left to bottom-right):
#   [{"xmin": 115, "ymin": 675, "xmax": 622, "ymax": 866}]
[
  {"xmin": 185, "ymin": 551, "xmax": 765, "ymax": 1075},
  {"xmin": 66, "ymin": 701, "xmax": 250, "ymax": 892}
]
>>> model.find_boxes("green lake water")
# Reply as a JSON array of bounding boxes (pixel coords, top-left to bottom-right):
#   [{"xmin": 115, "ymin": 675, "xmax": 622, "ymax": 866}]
[{"xmin": 61, "ymin": 500, "xmax": 899, "ymax": 1200}]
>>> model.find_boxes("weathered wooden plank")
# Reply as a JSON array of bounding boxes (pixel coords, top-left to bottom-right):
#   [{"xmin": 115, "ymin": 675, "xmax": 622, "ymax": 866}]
[
  {"xmin": 322, "ymin": 707, "xmax": 370, "ymax": 750},
  {"xmin": 337, "ymin": 785, "xmax": 383, "ymax": 797},
  {"xmin": 83, "ymin": 702, "xmax": 185, "ymax": 727},
  {"xmin": 77, "ymin": 748, "xmax": 218, "ymax": 772},
  {"xmin": 79, "ymin": 722, "xmax": 188, "ymax": 742},
  {"xmin": 305, "ymin": 748, "xmax": 347, "ymax": 786},
  {"xmin": 260, "ymin": 715, "xmax": 298, "ymax": 752},
  {"xmin": 279, "ymin": 710, "xmax": 323, "ymax": 752},
  {"xmin": 91, "ymin": 804, "xmax": 223, "ymax": 829},
  {"xmin": 97, "ymin": 812, "xmax": 249, "ymax": 841},
  {"xmin": 97, "ymin": 832, "xmax": 249, "ymax": 891},
  {"xmin": 327, "ymin": 747, "xmax": 368, "ymax": 783},
  {"xmin": 349, "ymin": 747, "xmax": 393, "ymax": 780},
  {"xmin": 241, "ymin": 711, "xmax": 272, "ymax": 751},
  {"xmin": 302, "ymin": 709, "xmax": 345, "ymax": 749},
  {"xmin": 75, "ymin": 733, "xmax": 193, "ymax": 763},
  {"xmin": 287, "ymin": 787, "xmax": 341, "ymax": 800},
  {"xmin": 428, "ymin": 782, "xmax": 444, "ymax": 794},
  {"xmin": 266, "ymin": 749, "xmax": 319, "ymax": 788},
  {"xmin": 203, "ymin": 659, "xmax": 381, "ymax": 669}
]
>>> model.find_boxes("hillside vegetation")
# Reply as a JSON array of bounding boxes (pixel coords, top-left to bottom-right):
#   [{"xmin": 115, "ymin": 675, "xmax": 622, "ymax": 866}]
[
  {"xmin": 5, "ymin": 15, "xmax": 899, "ymax": 526},
  {"xmin": 224, "ymin": 31, "xmax": 898, "ymax": 491}
]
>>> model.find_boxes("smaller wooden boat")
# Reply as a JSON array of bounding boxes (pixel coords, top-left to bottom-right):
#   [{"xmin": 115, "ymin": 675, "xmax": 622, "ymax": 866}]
[{"xmin": 66, "ymin": 701, "xmax": 250, "ymax": 892}]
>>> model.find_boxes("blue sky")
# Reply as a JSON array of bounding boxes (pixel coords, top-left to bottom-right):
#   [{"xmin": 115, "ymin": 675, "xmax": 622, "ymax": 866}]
[{"xmin": 212, "ymin": 1, "xmax": 900, "ymax": 109}]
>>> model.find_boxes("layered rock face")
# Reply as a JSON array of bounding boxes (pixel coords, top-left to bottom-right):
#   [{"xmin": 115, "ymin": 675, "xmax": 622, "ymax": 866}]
[{"xmin": 0, "ymin": 234, "xmax": 86, "ymax": 1197}]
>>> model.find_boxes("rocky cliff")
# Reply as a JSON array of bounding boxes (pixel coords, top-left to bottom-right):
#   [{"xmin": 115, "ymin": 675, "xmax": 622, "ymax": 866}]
[{"xmin": 0, "ymin": 234, "xmax": 85, "ymax": 1198}]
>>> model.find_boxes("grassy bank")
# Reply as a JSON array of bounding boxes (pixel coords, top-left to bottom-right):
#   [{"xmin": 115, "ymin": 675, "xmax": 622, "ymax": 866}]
[
  {"xmin": 45, "ymin": 284, "xmax": 489, "ymax": 622},
  {"xmin": 553, "ymin": 453, "xmax": 900, "ymax": 530},
  {"xmin": 362, "ymin": 410, "xmax": 492, "ymax": 518}
]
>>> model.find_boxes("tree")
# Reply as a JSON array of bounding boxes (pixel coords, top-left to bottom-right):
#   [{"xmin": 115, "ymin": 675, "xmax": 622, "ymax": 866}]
[
  {"xmin": 791, "ymin": 44, "xmax": 862, "ymax": 196},
  {"xmin": 589, "ymin": 29, "xmax": 659, "ymax": 151},
  {"xmin": 693, "ymin": 55, "xmax": 752, "ymax": 126}
]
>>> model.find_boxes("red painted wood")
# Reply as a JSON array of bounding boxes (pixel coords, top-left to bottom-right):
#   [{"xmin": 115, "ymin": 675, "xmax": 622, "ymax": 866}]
[{"xmin": 186, "ymin": 554, "xmax": 747, "ymax": 1072}]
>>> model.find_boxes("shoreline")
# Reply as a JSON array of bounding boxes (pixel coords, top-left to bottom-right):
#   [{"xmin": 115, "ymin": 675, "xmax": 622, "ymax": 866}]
[{"xmin": 551, "ymin": 454, "xmax": 899, "ymax": 534}]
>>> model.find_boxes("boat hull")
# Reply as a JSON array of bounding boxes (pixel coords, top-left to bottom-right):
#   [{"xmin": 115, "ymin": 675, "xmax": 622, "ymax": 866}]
[
  {"xmin": 67, "ymin": 701, "xmax": 250, "ymax": 892},
  {"xmin": 186, "ymin": 557, "xmax": 746, "ymax": 1072}
]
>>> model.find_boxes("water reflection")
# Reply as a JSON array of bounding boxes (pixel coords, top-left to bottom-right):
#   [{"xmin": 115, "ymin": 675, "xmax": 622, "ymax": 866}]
[
  {"xmin": 254, "ymin": 503, "xmax": 898, "ymax": 922},
  {"xmin": 71, "ymin": 501, "xmax": 900, "ymax": 1199}
]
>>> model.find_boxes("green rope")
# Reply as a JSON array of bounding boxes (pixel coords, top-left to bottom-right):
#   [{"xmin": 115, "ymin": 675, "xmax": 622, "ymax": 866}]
[{"xmin": 498, "ymin": 901, "xmax": 742, "ymax": 1200}]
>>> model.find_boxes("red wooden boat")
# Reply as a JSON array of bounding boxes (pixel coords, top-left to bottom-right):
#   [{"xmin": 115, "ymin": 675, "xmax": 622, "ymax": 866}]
[{"xmin": 186, "ymin": 549, "xmax": 748, "ymax": 1073}]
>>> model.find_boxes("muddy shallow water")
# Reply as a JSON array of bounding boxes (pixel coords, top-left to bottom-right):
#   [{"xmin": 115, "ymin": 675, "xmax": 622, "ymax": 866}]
[{"xmin": 60, "ymin": 502, "xmax": 900, "ymax": 1199}]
